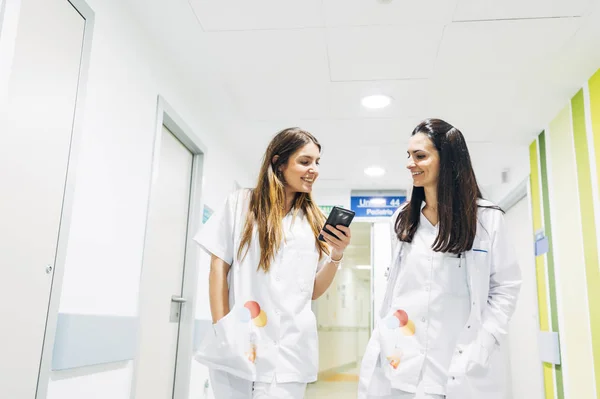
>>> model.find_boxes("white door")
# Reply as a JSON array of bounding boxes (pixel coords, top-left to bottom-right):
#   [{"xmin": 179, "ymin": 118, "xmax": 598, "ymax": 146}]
[
  {"xmin": 0, "ymin": 0, "xmax": 85, "ymax": 397},
  {"xmin": 505, "ymin": 196, "xmax": 544, "ymax": 399},
  {"xmin": 133, "ymin": 126, "xmax": 195, "ymax": 399}
]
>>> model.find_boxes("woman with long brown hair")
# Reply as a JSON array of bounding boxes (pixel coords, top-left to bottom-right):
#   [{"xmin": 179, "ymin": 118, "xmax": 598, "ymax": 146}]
[
  {"xmin": 359, "ymin": 119, "xmax": 521, "ymax": 399},
  {"xmin": 194, "ymin": 128, "xmax": 351, "ymax": 398}
]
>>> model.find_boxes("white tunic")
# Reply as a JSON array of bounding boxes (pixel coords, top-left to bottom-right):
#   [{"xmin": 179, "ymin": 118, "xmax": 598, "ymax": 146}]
[
  {"xmin": 193, "ymin": 189, "xmax": 326, "ymax": 383},
  {"xmin": 381, "ymin": 208, "xmax": 470, "ymax": 395},
  {"xmin": 359, "ymin": 200, "xmax": 522, "ymax": 399}
]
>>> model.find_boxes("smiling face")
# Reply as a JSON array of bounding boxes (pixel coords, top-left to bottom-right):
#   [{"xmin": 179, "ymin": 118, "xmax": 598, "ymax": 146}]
[
  {"xmin": 406, "ymin": 133, "xmax": 440, "ymax": 189},
  {"xmin": 279, "ymin": 142, "xmax": 320, "ymax": 194}
]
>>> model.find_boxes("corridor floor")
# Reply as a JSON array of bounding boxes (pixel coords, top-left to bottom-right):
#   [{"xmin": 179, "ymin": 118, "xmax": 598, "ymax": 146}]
[
  {"xmin": 305, "ymin": 381, "xmax": 358, "ymax": 399},
  {"xmin": 305, "ymin": 367, "xmax": 359, "ymax": 398}
]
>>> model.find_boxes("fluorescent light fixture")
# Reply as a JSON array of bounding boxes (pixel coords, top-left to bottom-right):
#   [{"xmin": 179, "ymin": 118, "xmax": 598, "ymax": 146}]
[
  {"xmin": 361, "ymin": 94, "xmax": 392, "ymax": 109},
  {"xmin": 364, "ymin": 166, "xmax": 386, "ymax": 177},
  {"xmin": 356, "ymin": 265, "xmax": 372, "ymax": 270}
]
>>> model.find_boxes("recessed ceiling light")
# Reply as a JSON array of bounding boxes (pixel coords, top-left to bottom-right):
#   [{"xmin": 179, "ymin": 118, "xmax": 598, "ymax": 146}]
[
  {"xmin": 364, "ymin": 166, "xmax": 386, "ymax": 177},
  {"xmin": 361, "ymin": 94, "xmax": 392, "ymax": 109}
]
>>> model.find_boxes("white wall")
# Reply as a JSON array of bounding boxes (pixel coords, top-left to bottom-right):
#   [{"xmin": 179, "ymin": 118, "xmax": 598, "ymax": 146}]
[
  {"xmin": 43, "ymin": 0, "xmax": 251, "ymax": 397},
  {"xmin": 312, "ymin": 187, "xmax": 351, "ymax": 209},
  {"xmin": 486, "ymin": 143, "xmax": 531, "ymax": 205},
  {"xmin": 504, "ymin": 196, "xmax": 545, "ymax": 399}
]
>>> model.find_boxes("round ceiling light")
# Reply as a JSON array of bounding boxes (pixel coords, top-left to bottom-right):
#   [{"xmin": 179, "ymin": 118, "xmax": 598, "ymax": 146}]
[
  {"xmin": 361, "ymin": 94, "xmax": 392, "ymax": 109},
  {"xmin": 364, "ymin": 166, "xmax": 386, "ymax": 177}
]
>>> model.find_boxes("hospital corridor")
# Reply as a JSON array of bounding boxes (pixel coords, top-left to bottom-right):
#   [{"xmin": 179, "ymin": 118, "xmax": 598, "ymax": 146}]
[{"xmin": 2, "ymin": 0, "xmax": 600, "ymax": 398}]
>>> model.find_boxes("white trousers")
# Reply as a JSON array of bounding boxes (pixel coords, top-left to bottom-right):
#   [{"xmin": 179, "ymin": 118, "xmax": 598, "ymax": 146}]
[
  {"xmin": 366, "ymin": 368, "xmax": 445, "ymax": 399},
  {"xmin": 209, "ymin": 369, "xmax": 307, "ymax": 399}
]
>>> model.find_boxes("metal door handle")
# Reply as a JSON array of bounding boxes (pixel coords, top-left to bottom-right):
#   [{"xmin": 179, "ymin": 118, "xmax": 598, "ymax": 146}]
[{"xmin": 171, "ymin": 295, "xmax": 187, "ymax": 303}]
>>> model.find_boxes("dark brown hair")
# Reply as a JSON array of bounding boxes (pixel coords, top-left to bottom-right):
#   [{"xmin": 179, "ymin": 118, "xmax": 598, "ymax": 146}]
[
  {"xmin": 395, "ymin": 118, "xmax": 502, "ymax": 254},
  {"xmin": 238, "ymin": 127, "xmax": 328, "ymax": 272}
]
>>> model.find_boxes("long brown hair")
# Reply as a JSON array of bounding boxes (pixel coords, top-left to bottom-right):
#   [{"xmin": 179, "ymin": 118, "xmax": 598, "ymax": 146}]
[
  {"xmin": 395, "ymin": 118, "xmax": 502, "ymax": 254},
  {"xmin": 238, "ymin": 127, "xmax": 328, "ymax": 272}
]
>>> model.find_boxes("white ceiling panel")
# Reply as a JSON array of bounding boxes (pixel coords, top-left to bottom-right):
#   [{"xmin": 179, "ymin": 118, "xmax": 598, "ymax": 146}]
[
  {"xmin": 310, "ymin": 118, "xmax": 419, "ymax": 146},
  {"xmin": 188, "ymin": 0, "xmax": 324, "ymax": 31},
  {"xmin": 222, "ymin": 118, "xmax": 413, "ymax": 155},
  {"xmin": 434, "ymin": 18, "xmax": 583, "ymax": 78},
  {"xmin": 204, "ymin": 29, "xmax": 329, "ymax": 79},
  {"xmin": 327, "ymin": 25, "xmax": 445, "ymax": 81},
  {"xmin": 225, "ymin": 79, "xmax": 331, "ymax": 120},
  {"xmin": 323, "ymin": 0, "xmax": 457, "ymax": 26},
  {"xmin": 328, "ymin": 80, "xmax": 430, "ymax": 119},
  {"xmin": 204, "ymin": 29, "xmax": 331, "ymax": 119},
  {"xmin": 453, "ymin": 0, "xmax": 591, "ymax": 21}
]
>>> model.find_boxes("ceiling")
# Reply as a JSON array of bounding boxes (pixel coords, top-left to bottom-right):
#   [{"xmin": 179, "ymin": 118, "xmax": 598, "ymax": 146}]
[{"xmin": 124, "ymin": 0, "xmax": 600, "ymax": 193}]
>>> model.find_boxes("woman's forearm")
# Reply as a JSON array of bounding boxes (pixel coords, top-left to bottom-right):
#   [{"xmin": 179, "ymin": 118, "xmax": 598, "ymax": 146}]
[
  {"xmin": 209, "ymin": 254, "xmax": 231, "ymax": 323},
  {"xmin": 312, "ymin": 250, "xmax": 343, "ymax": 300}
]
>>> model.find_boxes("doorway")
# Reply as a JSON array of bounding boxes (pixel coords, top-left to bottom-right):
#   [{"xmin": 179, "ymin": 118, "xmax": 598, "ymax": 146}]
[{"xmin": 131, "ymin": 97, "xmax": 207, "ymax": 399}]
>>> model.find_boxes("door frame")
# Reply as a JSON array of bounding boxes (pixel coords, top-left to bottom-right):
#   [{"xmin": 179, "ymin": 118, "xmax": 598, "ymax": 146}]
[
  {"xmin": 32, "ymin": 0, "xmax": 95, "ymax": 398},
  {"xmin": 130, "ymin": 95, "xmax": 208, "ymax": 399}
]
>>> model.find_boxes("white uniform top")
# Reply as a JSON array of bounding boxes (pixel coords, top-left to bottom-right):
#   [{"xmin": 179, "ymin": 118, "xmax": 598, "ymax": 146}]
[
  {"xmin": 382, "ymin": 205, "xmax": 470, "ymax": 395},
  {"xmin": 359, "ymin": 200, "xmax": 522, "ymax": 399},
  {"xmin": 193, "ymin": 189, "xmax": 326, "ymax": 383}
]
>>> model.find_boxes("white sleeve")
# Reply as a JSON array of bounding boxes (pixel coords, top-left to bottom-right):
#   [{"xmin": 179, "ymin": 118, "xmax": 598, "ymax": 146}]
[
  {"xmin": 481, "ymin": 210, "xmax": 522, "ymax": 343},
  {"xmin": 192, "ymin": 191, "xmax": 239, "ymax": 265}
]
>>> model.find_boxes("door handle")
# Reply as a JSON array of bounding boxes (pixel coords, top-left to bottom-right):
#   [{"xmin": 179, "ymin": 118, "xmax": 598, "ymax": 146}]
[{"xmin": 171, "ymin": 295, "xmax": 187, "ymax": 304}]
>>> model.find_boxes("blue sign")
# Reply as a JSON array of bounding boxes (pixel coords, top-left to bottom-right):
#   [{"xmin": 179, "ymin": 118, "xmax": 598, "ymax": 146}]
[
  {"xmin": 202, "ymin": 205, "xmax": 214, "ymax": 224},
  {"xmin": 535, "ymin": 236, "xmax": 549, "ymax": 256},
  {"xmin": 350, "ymin": 196, "xmax": 406, "ymax": 217}
]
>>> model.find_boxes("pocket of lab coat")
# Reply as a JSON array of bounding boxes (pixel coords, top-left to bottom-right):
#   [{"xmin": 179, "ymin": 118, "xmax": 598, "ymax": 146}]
[
  {"xmin": 472, "ymin": 240, "xmax": 491, "ymax": 265},
  {"xmin": 465, "ymin": 330, "xmax": 497, "ymax": 373},
  {"xmin": 443, "ymin": 256, "xmax": 469, "ymax": 296},
  {"xmin": 196, "ymin": 306, "xmax": 255, "ymax": 377}
]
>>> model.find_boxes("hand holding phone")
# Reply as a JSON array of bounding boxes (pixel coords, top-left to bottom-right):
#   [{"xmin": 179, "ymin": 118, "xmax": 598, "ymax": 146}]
[{"xmin": 318, "ymin": 206, "xmax": 355, "ymax": 242}]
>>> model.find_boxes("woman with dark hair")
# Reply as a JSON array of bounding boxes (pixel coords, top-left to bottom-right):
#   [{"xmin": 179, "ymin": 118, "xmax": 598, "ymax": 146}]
[
  {"xmin": 358, "ymin": 119, "xmax": 521, "ymax": 399},
  {"xmin": 194, "ymin": 128, "xmax": 351, "ymax": 398}
]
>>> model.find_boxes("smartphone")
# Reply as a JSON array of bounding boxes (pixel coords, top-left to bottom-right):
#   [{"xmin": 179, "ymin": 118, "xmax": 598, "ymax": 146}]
[{"xmin": 318, "ymin": 206, "xmax": 355, "ymax": 242}]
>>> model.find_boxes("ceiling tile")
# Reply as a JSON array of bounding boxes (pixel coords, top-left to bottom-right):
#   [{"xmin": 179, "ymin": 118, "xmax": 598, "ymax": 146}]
[
  {"xmin": 188, "ymin": 0, "xmax": 324, "ymax": 31},
  {"xmin": 327, "ymin": 25, "xmax": 445, "ymax": 81},
  {"xmin": 324, "ymin": 0, "xmax": 457, "ymax": 26},
  {"xmin": 328, "ymin": 80, "xmax": 430, "ymax": 119},
  {"xmin": 434, "ymin": 18, "xmax": 583, "ymax": 78},
  {"xmin": 453, "ymin": 0, "xmax": 591, "ymax": 21},
  {"xmin": 204, "ymin": 29, "xmax": 331, "ymax": 119}
]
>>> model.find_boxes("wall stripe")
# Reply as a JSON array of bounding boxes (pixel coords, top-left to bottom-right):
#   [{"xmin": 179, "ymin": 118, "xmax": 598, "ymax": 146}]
[
  {"xmin": 538, "ymin": 131, "xmax": 564, "ymax": 399},
  {"xmin": 529, "ymin": 139, "xmax": 556, "ymax": 399},
  {"xmin": 572, "ymin": 89, "xmax": 600, "ymax": 378},
  {"xmin": 547, "ymin": 104, "xmax": 596, "ymax": 399},
  {"xmin": 590, "ymin": 69, "xmax": 600, "ymax": 196}
]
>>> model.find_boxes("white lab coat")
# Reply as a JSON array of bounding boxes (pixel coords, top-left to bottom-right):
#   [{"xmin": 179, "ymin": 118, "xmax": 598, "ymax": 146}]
[{"xmin": 359, "ymin": 200, "xmax": 522, "ymax": 399}]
